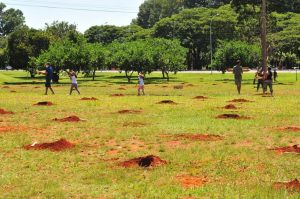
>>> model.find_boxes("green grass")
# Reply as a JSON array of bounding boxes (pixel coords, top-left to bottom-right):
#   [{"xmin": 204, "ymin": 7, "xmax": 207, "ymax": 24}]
[{"xmin": 0, "ymin": 71, "xmax": 299, "ymax": 198}]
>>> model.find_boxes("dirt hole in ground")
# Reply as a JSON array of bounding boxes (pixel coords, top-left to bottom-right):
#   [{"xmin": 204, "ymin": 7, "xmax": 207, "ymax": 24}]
[
  {"xmin": 271, "ymin": 145, "xmax": 300, "ymax": 154},
  {"xmin": 216, "ymin": 114, "xmax": 250, "ymax": 119},
  {"xmin": 278, "ymin": 126, "xmax": 300, "ymax": 132},
  {"xmin": 117, "ymin": 110, "xmax": 142, "ymax": 114},
  {"xmin": 228, "ymin": 99, "xmax": 253, "ymax": 103},
  {"xmin": 0, "ymin": 109, "xmax": 14, "ymax": 114},
  {"xmin": 175, "ymin": 134, "xmax": 223, "ymax": 141},
  {"xmin": 110, "ymin": 94, "xmax": 125, "ymax": 97},
  {"xmin": 176, "ymin": 175, "xmax": 207, "ymax": 188},
  {"xmin": 81, "ymin": 97, "xmax": 98, "ymax": 101},
  {"xmin": 174, "ymin": 85, "xmax": 184, "ymax": 89},
  {"xmin": 53, "ymin": 115, "xmax": 82, "ymax": 122},
  {"xmin": 120, "ymin": 155, "xmax": 167, "ymax": 168},
  {"xmin": 34, "ymin": 101, "xmax": 53, "ymax": 106},
  {"xmin": 24, "ymin": 139, "xmax": 75, "ymax": 152},
  {"xmin": 273, "ymin": 179, "xmax": 300, "ymax": 192},
  {"xmin": 223, "ymin": 104, "xmax": 238, "ymax": 109},
  {"xmin": 123, "ymin": 122, "xmax": 147, "ymax": 127},
  {"xmin": 157, "ymin": 100, "xmax": 177, "ymax": 104},
  {"xmin": 193, "ymin": 96, "xmax": 207, "ymax": 100}
]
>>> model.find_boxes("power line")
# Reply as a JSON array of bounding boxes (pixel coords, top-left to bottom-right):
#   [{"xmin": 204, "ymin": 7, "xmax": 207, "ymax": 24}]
[{"xmin": 4, "ymin": 2, "xmax": 139, "ymax": 13}]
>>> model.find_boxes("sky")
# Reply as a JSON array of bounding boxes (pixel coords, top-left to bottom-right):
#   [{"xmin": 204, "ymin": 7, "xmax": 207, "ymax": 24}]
[{"xmin": 1, "ymin": 0, "xmax": 145, "ymax": 33}]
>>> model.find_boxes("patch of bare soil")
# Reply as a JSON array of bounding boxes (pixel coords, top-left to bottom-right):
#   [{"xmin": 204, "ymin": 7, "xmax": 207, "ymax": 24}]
[
  {"xmin": 119, "ymin": 155, "xmax": 167, "ymax": 168},
  {"xmin": 110, "ymin": 94, "xmax": 125, "ymax": 97},
  {"xmin": 53, "ymin": 115, "xmax": 82, "ymax": 122},
  {"xmin": 10, "ymin": 90, "xmax": 16, "ymax": 93},
  {"xmin": 176, "ymin": 175, "xmax": 207, "ymax": 188},
  {"xmin": 0, "ymin": 109, "xmax": 14, "ymax": 114},
  {"xmin": 175, "ymin": 134, "xmax": 223, "ymax": 141},
  {"xmin": 0, "ymin": 126, "xmax": 27, "ymax": 133},
  {"xmin": 24, "ymin": 139, "xmax": 75, "ymax": 152},
  {"xmin": 277, "ymin": 126, "xmax": 300, "ymax": 132},
  {"xmin": 273, "ymin": 179, "xmax": 300, "ymax": 192},
  {"xmin": 118, "ymin": 87, "xmax": 126, "ymax": 90},
  {"xmin": 186, "ymin": 84, "xmax": 195, "ymax": 87},
  {"xmin": 271, "ymin": 145, "xmax": 300, "ymax": 154},
  {"xmin": 228, "ymin": 99, "xmax": 253, "ymax": 103},
  {"xmin": 34, "ymin": 86, "xmax": 40, "ymax": 89},
  {"xmin": 193, "ymin": 96, "xmax": 207, "ymax": 100},
  {"xmin": 123, "ymin": 122, "xmax": 147, "ymax": 127},
  {"xmin": 157, "ymin": 100, "xmax": 177, "ymax": 104},
  {"xmin": 34, "ymin": 101, "xmax": 53, "ymax": 106},
  {"xmin": 162, "ymin": 85, "xmax": 168, "ymax": 88},
  {"xmin": 174, "ymin": 85, "xmax": 184, "ymax": 89},
  {"xmin": 216, "ymin": 114, "xmax": 250, "ymax": 120},
  {"xmin": 80, "ymin": 97, "xmax": 98, "ymax": 100},
  {"xmin": 2, "ymin": 86, "xmax": 10, "ymax": 88},
  {"xmin": 117, "ymin": 110, "xmax": 142, "ymax": 114},
  {"xmin": 223, "ymin": 104, "xmax": 238, "ymax": 109}
]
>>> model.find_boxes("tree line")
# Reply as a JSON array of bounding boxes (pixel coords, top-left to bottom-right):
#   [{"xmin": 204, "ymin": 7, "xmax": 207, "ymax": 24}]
[{"xmin": 0, "ymin": 1, "xmax": 299, "ymax": 81}]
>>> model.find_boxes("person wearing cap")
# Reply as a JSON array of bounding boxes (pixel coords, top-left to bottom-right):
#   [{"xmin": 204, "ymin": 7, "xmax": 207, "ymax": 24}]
[
  {"xmin": 263, "ymin": 67, "xmax": 273, "ymax": 96},
  {"xmin": 232, "ymin": 60, "xmax": 243, "ymax": 94}
]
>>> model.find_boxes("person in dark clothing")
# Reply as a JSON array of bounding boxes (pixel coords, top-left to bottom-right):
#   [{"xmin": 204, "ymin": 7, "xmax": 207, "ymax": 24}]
[
  {"xmin": 255, "ymin": 68, "xmax": 264, "ymax": 92},
  {"xmin": 38, "ymin": 63, "xmax": 55, "ymax": 95},
  {"xmin": 274, "ymin": 69, "xmax": 278, "ymax": 81},
  {"xmin": 263, "ymin": 67, "xmax": 273, "ymax": 96}
]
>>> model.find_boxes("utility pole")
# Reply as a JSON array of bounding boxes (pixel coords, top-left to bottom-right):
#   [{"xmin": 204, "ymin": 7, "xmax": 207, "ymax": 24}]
[{"xmin": 261, "ymin": 0, "xmax": 268, "ymax": 72}]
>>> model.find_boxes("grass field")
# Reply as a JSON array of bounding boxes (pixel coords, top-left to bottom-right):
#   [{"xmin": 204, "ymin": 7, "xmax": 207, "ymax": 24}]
[{"xmin": 0, "ymin": 71, "xmax": 299, "ymax": 199}]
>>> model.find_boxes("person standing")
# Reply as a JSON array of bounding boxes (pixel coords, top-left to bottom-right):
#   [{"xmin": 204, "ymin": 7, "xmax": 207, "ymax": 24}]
[
  {"xmin": 232, "ymin": 60, "xmax": 243, "ymax": 94},
  {"xmin": 274, "ymin": 69, "xmax": 278, "ymax": 81},
  {"xmin": 67, "ymin": 70, "xmax": 80, "ymax": 95},
  {"xmin": 38, "ymin": 63, "xmax": 55, "ymax": 95},
  {"xmin": 137, "ymin": 72, "xmax": 145, "ymax": 96},
  {"xmin": 256, "ymin": 68, "xmax": 264, "ymax": 92},
  {"xmin": 263, "ymin": 67, "xmax": 273, "ymax": 96}
]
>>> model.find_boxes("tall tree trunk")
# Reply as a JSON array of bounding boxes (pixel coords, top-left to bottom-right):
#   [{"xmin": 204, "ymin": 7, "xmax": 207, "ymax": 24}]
[
  {"xmin": 162, "ymin": 70, "xmax": 165, "ymax": 79},
  {"xmin": 92, "ymin": 68, "xmax": 96, "ymax": 81},
  {"xmin": 165, "ymin": 71, "xmax": 169, "ymax": 81},
  {"xmin": 125, "ymin": 70, "xmax": 133, "ymax": 83}
]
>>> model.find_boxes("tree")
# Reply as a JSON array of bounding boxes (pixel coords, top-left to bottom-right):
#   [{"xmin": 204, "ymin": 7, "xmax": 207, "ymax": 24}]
[
  {"xmin": 45, "ymin": 21, "xmax": 77, "ymax": 41},
  {"xmin": 0, "ymin": 3, "xmax": 25, "ymax": 36},
  {"xmin": 86, "ymin": 43, "xmax": 107, "ymax": 80},
  {"xmin": 213, "ymin": 40, "xmax": 261, "ymax": 72},
  {"xmin": 84, "ymin": 25, "xmax": 124, "ymax": 44}
]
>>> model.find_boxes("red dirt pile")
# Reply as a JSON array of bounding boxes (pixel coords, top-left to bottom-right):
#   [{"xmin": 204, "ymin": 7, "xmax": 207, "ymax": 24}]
[
  {"xmin": 223, "ymin": 104, "xmax": 238, "ymax": 109},
  {"xmin": 193, "ymin": 96, "xmax": 207, "ymax": 100},
  {"xmin": 110, "ymin": 94, "xmax": 125, "ymax": 97},
  {"xmin": 176, "ymin": 134, "xmax": 223, "ymax": 141},
  {"xmin": 278, "ymin": 126, "xmax": 300, "ymax": 132},
  {"xmin": 118, "ymin": 87, "xmax": 126, "ymax": 90},
  {"xmin": 53, "ymin": 115, "xmax": 81, "ymax": 122},
  {"xmin": 274, "ymin": 179, "xmax": 300, "ymax": 191},
  {"xmin": 10, "ymin": 90, "xmax": 16, "ymax": 93},
  {"xmin": 2, "ymin": 86, "xmax": 10, "ymax": 88},
  {"xmin": 216, "ymin": 114, "xmax": 250, "ymax": 119},
  {"xmin": 80, "ymin": 97, "xmax": 98, "ymax": 100},
  {"xmin": 272, "ymin": 145, "xmax": 300, "ymax": 154},
  {"xmin": 120, "ymin": 155, "xmax": 167, "ymax": 168},
  {"xmin": 34, "ymin": 101, "xmax": 53, "ymax": 106},
  {"xmin": 157, "ymin": 100, "xmax": 177, "ymax": 104},
  {"xmin": 118, "ymin": 110, "xmax": 142, "ymax": 114},
  {"xmin": 228, "ymin": 99, "xmax": 253, "ymax": 103},
  {"xmin": 0, "ymin": 109, "xmax": 14, "ymax": 114},
  {"xmin": 174, "ymin": 85, "xmax": 184, "ymax": 89},
  {"xmin": 176, "ymin": 175, "xmax": 207, "ymax": 188},
  {"xmin": 24, "ymin": 139, "xmax": 75, "ymax": 152}
]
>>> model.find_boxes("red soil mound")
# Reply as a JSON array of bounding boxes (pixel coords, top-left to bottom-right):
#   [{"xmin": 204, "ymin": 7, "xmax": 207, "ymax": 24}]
[
  {"xmin": 193, "ymin": 96, "xmax": 207, "ymax": 100},
  {"xmin": 120, "ymin": 155, "xmax": 167, "ymax": 168},
  {"xmin": 186, "ymin": 84, "xmax": 195, "ymax": 87},
  {"xmin": 157, "ymin": 100, "xmax": 177, "ymax": 104},
  {"xmin": 54, "ymin": 116, "xmax": 81, "ymax": 122},
  {"xmin": 274, "ymin": 179, "xmax": 300, "ymax": 191},
  {"xmin": 118, "ymin": 110, "xmax": 142, "ymax": 114},
  {"xmin": 2, "ymin": 86, "xmax": 10, "ymax": 88},
  {"xmin": 176, "ymin": 134, "xmax": 223, "ymax": 141},
  {"xmin": 34, "ymin": 101, "xmax": 53, "ymax": 106},
  {"xmin": 0, "ymin": 109, "xmax": 14, "ymax": 114},
  {"xmin": 24, "ymin": 139, "xmax": 75, "ymax": 152},
  {"xmin": 118, "ymin": 87, "xmax": 126, "ymax": 90},
  {"xmin": 110, "ymin": 94, "xmax": 125, "ymax": 97},
  {"xmin": 80, "ymin": 97, "xmax": 98, "ymax": 101},
  {"xmin": 174, "ymin": 85, "xmax": 184, "ymax": 89},
  {"xmin": 223, "ymin": 104, "xmax": 237, "ymax": 109},
  {"xmin": 278, "ymin": 126, "xmax": 300, "ymax": 132},
  {"xmin": 228, "ymin": 99, "xmax": 253, "ymax": 103},
  {"xmin": 10, "ymin": 90, "xmax": 16, "ymax": 93},
  {"xmin": 272, "ymin": 145, "xmax": 300, "ymax": 154},
  {"xmin": 176, "ymin": 175, "xmax": 207, "ymax": 188},
  {"xmin": 216, "ymin": 114, "xmax": 250, "ymax": 119}
]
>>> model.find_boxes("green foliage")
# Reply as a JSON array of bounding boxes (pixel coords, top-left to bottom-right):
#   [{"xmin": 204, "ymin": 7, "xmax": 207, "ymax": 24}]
[
  {"xmin": 45, "ymin": 21, "xmax": 78, "ymax": 41},
  {"xmin": 0, "ymin": 3, "xmax": 25, "ymax": 36},
  {"xmin": 84, "ymin": 25, "xmax": 125, "ymax": 44},
  {"xmin": 213, "ymin": 40, "xmax": 261, "ymax": 71}
]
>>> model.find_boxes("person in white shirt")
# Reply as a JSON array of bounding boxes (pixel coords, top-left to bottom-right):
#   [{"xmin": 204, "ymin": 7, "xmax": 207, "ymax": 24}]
[
  {"xmin": 67, "ymin": 70, "xmax": 80, "ymax": 95},
  {"xmin": 137, "ymin": 72, "xmax": 145, "ymax": 96}
]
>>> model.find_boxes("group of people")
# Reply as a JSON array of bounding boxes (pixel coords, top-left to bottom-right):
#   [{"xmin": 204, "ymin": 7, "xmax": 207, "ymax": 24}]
[
  {"xmin": 39, "ymin": 63, "xmax": 80, "ymax": 95},
  {"xmin": 39, "ymin": 63, "xmax": 145, "ymax": 96},
  {"xmin": 233, "ymin": 60, "xmax": 275, "ymax": 96}
]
